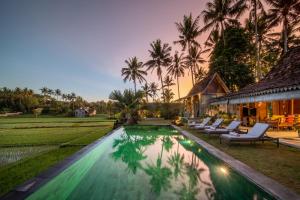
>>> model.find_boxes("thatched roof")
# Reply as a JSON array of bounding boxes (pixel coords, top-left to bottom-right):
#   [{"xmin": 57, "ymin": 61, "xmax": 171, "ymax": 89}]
[
  {"xmin": 212, "ymin": 46, "xmax": 300, "ymax": 103},
  {"xmin": 184, "ymin": 73, "xmax": 229, "ymax": 98}
]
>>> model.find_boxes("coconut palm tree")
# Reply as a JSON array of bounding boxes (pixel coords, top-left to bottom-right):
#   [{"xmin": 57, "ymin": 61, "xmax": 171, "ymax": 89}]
[
  {"xmin": 141, "ymin": 82, "xmax": 151, "ymax": 102},
  {"xmin": 204, "ymin": 29, "xmax": 220, "ymax": 55},
  {"xmin": 145, "ymin": 39, "xmax": 172, "ymax": 101},
  {"xmin": 40, "ymin": 87, "xmax": 48, "ymax": 96},
  {"xmin": 240, "ymin": 0, "xmax": 265, "ymax": 79},
  {"xmin": 174, "ymin": 13, "xmax": 201, "ymax": 51},
  {"xmin": 265, "ymin": 0, "xmax": 300, "ymax": 53},
  {"xmin": 109, "ymin": 89, "xmax": 144, "ymax": 124},
  {"xmin": 163, "ymin": 89, "xmax": 175, "ymax": 103},
  {"xmin": 245, "ymin": 13, "xmax": 274, "ymax": 78},
  {"xmin": 194, "ymin": 67, "xmax": 207, "ymax": 83},
  {"xmin": 149, "ymin": 82, "xmax": 159, "ymax": 102},
  {"xmin": 184, "ymin": 46, "xmax": 206, "ymax": 85},
  {"xmin": 163, "ymin": 76, "xmax": 175, "ymax": 91},
  {"xmin": 55, "ymin": 89, "xmax": 61, "ymax": 100},
  {"xmin": 47, "ymin": 89, "xmax": 54, "ymax": 97},
  {"xmin": 201, "ymin": 0, "xmax": 245, "ymax": 44},
  {"xmin": 167, "ymin": 52, "xmax": 185, "ymax": 99},
  {"xmin": 122, "ymin": 57, "xmax": 147, "ymax": 94}
]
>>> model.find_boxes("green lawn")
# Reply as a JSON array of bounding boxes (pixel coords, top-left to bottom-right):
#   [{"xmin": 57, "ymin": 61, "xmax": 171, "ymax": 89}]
[
  {"xmin": 0, "ymin": 115, "xmax": 114, "ymax": 196},
  {"xmin": 183, "ymin": 126, "xmax": 300, "ymax": 195}
]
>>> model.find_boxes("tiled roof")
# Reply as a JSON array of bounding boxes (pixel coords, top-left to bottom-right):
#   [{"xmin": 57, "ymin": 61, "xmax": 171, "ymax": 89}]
[{"xmin": 214, "ymin": 46, "xmax": 300, "ymax": 101}]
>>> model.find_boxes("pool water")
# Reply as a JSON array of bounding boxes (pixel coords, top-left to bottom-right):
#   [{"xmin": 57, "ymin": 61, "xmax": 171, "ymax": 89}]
[{"xmin": 27, "ymin": 126, "xmax": 274, "ymax": 200}]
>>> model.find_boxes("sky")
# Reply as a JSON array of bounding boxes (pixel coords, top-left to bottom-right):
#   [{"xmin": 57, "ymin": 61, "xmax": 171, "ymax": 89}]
[{"xmin": 0, "ymin": 0, "xmax": 252, "ymax": 101}]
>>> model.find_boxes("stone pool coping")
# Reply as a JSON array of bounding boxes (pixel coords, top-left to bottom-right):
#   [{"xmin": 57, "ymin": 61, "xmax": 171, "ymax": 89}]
[
  {"xmin": 0, "ymin": 127, "xmax": 122, "ymax": 200},
  {"xmin": 172, "ymin": 125, "xmax": 300, "ymax": 200}
]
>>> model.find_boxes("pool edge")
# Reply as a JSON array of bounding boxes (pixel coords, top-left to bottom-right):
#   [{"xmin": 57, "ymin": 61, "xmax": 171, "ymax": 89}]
[
  {"xmin": 0, "ymin": 127, "xmax": 122, "ymax": 200},
  {"xmin": 172, "ymin": 125, "xmax": 300, "ymax": 200}
]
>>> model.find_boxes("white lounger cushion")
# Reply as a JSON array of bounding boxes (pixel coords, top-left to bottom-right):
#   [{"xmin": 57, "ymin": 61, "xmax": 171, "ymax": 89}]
[
  {"xmin": 226, "ymin": 121, "xmax": 242, "ymax": 130},
  {"xmin": 194, "ymin": 117, "xmax": 211, "ymax": 128},
  {"xmin": 221, "ymin": 123, "xmax": 270, "ymax": 140}
]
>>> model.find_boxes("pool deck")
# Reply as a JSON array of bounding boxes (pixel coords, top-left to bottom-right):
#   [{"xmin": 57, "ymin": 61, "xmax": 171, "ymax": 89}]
[
  {"xmin": 0, "ymin": 127, "xmax": 122, "ymax": 200},
  {"xmin": 172, "ymin": 125, "xmax": 300, "ymax": 200}
]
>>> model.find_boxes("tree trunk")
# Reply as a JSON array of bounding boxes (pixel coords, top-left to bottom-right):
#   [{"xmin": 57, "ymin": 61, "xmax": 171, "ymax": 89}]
[
  {"xmin": 190, "ymin": 67, "xmax": 195, "ymax": 85},
  {"xmin": 187, "ymin": 43, "xmax": 194, "ymax": 86},
  {"xmin": 134, "ymin": 79, "xmax": 137, "ymax": 95},
  {"xmin": 177, "ymin": 76, "xmax": 180, "ymax": 99},
  {"xmin": 283, "ymin": 17, "xmax": 288, "ymax": 53},
  {"xmin": 160, "ymin": 74, "xmax": 165, "ymax": 102},
  {"xmin": 254, "ymin": 0, "xmax": 261, "ymax": 80},
  {"xmin": 221, "ymin": 22, "xmax": 225, "ymax": 46}
]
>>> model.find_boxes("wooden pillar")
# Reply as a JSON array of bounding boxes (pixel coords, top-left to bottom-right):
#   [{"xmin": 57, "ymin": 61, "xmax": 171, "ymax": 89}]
[{"xmin": 291, "ymin": 99, "xmax": 294, "ymax": 115}]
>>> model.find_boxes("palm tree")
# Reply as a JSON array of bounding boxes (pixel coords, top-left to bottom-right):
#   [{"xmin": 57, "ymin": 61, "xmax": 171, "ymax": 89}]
[
  {"xmin": 163, "ymin": 89, "xmax": 175, "ymax": 103},
  {"xmin": 47, "ymin": 89, "xmax": 54, "ymax": 97},
  {"xmin": 241, "ymin": 0, "xmax": 265, "ymax": 79},
  {"xmin": 174, "ymin": 13, "xmax": 201, "ymax": 51},
  {"xmin": 265, "ymin": 0, "xmax": 300, "ymax": 53},
  {"xmin": 145, "ymin": 39, "xmax": 172, "ymax": 101},
  {"xmin": 185, "ymin": 45, "xmax": 206, "ymax": 85},
  {"xmin": 62, "ymin": 94, "xmax": 67, "ymax": 102},
  {"xmin": 55, "ymin": 89, "xmax": 61, "ymax": 100},
  {"xmin": 141, "ymin": 82, "xmax": 151, "ymax": 102},
  {"xmin": 201, "ymin": 0, "xmax": 245, "ymax": 44},
  {"xmin": 149, "ymin": 82, "xmax": 159, "ymax": 102},
  {"xmin": 122, "ymin": 57, "xmax": 147, "ymax": 94},
  {"xmin": 40, "ymin": 87, "xmax": 48, "ymax": 96},
  {"xmin": 194, "ymin": 67, "xmax": 207, "ymax": 83},
  {"xmin": 204, "ymin": 29, "xmax": 220, "ymax": 55},
  {"xmin": 245, "ymin": 13, "xmax": 273, "ymax": 78},
  {"xmin": 168, "ymin": 52, "xmax": 185, "ymax": 99},
  {"xmin": 109, "ymin": 89, "xmax": 144, "ymax": 124},
  {"xmin": 40, "ymin": 87, "xmax": 48, "ymax": 103},
  {"xmin": 163, "ymin": 76, "xmax": 175, "ymax": 90}
]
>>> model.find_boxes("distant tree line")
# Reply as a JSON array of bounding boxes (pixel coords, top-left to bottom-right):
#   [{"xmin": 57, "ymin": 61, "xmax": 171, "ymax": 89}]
[{"xmin": 0, "ymin": 87, "xmax": 118, "ymax": 116}]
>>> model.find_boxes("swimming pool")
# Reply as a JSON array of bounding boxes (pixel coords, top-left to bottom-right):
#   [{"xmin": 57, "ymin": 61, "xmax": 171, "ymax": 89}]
[{"xmin": 26, "ymin": 125, "xmax": 274, "ymax": 200}]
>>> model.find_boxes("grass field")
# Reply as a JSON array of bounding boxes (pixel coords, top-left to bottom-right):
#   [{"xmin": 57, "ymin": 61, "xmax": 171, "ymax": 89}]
[
  {"xmin": 182, "ymin": 126, "xmax": 300, "ymax": 195},
  {"xmin": 0, "ymin": 115, "xmax": 114, "ymax": 196}
]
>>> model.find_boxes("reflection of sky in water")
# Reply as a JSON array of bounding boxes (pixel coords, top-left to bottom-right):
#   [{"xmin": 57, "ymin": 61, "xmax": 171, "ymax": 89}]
[{"xmin": 27, "ymin": 126, "xmax": 274, "ymax": 200}]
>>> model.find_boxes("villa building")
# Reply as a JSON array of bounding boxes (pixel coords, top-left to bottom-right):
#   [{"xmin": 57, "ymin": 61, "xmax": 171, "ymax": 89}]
[
  {"xmin": 182, "ymin": 73, "xmax": 230, "ymax": 118},
  {"xmin": 210, "ymin": 46, "xmax": 300, "ymax": 128}
]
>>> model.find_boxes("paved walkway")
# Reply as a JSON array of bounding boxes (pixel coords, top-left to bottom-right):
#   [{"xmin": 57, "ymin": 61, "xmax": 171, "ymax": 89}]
[{"xmin": 280, "ymin": 138, "xmax": 300, "ymax": 149}]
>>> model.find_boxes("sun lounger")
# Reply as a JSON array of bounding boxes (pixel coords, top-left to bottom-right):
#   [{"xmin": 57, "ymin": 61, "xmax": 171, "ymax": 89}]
[
  {"xmin": 193, "ymin": 117, "xmax": 211, "ymax": 129},
  {"xmin": 204, "ymin": 120, "xmax": 241, "ymax": 135},
  {"xmin": 187, "ymin": 119, "xmax": 198, "ymax": 127},
  {"xmin": 203, "ymin": 118, "xmax": 224, "ymax": 130},
  {"xmin": 220, "ymin": 123, "xmax": 279, "ymax": 147}
]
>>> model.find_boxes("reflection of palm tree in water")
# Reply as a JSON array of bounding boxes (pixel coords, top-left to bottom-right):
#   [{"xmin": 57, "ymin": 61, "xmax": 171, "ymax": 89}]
[
  {"xmin": 111, "ymin": 130, "xmax": 157, "ymax": 174},
  {"xmin": 144, "ymin": 136, "xmax": 173, "ymax": 195},
  {"xmin": 176, "ymin": 149, "xmax": 215, "ymax": 200},
  {"xmin": 168, "ymin": 137, "xmax": 185, "ymax": 180}
]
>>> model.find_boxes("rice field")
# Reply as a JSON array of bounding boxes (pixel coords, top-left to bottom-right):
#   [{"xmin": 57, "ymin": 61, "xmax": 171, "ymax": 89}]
[{"xmin": 0, "ymin": 115, "xmax": 114, "ymax": 195}]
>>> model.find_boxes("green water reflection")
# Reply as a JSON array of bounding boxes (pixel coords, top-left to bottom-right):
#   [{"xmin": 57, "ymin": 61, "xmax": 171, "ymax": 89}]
[{"xmin": 27, "ymin": 125, "xmax": 274, "ymax": 200}]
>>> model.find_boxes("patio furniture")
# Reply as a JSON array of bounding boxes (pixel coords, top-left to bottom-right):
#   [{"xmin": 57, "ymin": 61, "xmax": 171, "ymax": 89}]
[
  {"xmin": 203, "ymin": 120, "xmax": 241, "ymax": 135},
  {"xmin": 192, "ymin": 117, "xmax": 211, "ymax": 129},
  {"xmin": 195, "ymin": 118, "xmax": 223, "ymax": 130},
  {"xmin": 278, "ymin": 115, "xmax": 294, "ymax": 130},
  {"xmin": 187, "ymin": 119, "xmax": 200, "ymax": 127},
  {"xmin": 220, "ymin": 123, "xmax": 279, "ymax": 147}
]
